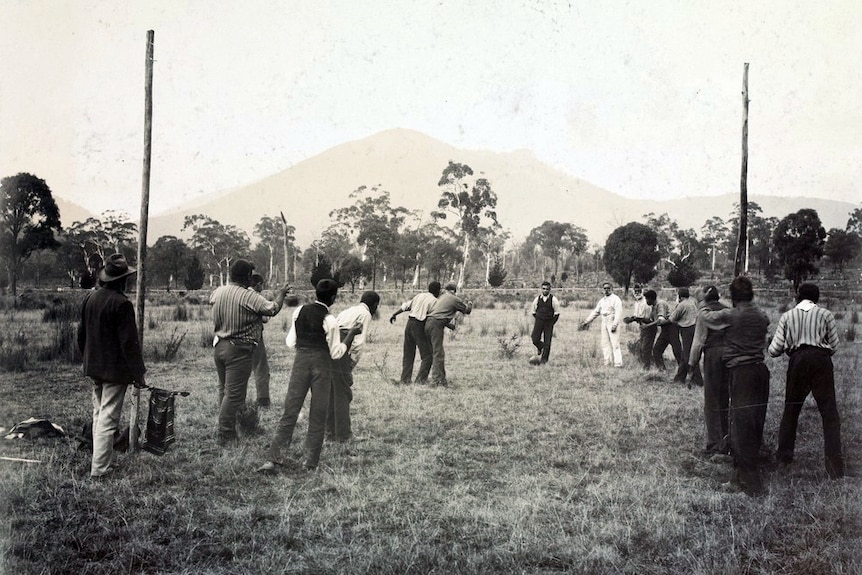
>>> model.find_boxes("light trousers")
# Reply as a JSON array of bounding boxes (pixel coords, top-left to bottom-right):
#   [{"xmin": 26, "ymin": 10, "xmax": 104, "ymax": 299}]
[
  {"xmin": 599, "ymin": 316, "xmax": 623, "ymax": 367},
  {"xmin": 91, "ymin": 381, "xmax": 127, "ymax": 477}
]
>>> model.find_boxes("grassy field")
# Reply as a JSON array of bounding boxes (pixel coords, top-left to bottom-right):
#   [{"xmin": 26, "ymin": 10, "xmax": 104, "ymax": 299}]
[{"xmin": 1, "ymin": 289, "xmax": 860, "ymax": 574}]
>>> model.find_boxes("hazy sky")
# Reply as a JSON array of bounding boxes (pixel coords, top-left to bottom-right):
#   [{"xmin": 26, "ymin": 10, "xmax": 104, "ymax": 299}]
[{"xmin": 1, "ymin": 0, "xmax": 859, "ymax": 218}]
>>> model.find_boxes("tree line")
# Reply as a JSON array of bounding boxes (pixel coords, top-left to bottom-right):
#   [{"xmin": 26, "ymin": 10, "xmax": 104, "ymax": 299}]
[{"xmin": 2, "ymin": 170, "xmax": 861, "ymax": 298}]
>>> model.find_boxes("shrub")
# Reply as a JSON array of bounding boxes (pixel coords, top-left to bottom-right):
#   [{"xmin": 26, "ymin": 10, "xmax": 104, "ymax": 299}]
[
  {"xmin": 149, "ymin": 328, "xmax": 187, "ymax": 362},
  {"xmin": 497, "ymin": 334, "xmax": 522, "ymax": 359},
  {"xmin": 148, "ymin": 312, "xmax": 158, "ymax": 330},
  {"xmin": 42, "ymin": 298, "xmax": 79, "ymax": 323},
  {"xmin": 39, "ymin": 317, "xmax": 79, "ymax": 362},
  {"xmin": 172, "ymin": 304, "xmax": 189, "ymax": 322}
]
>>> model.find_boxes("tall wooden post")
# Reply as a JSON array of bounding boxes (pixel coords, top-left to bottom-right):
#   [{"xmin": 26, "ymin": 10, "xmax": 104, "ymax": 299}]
[
  {"xmin": 132, "ymin": 30, "xmax": 155, "ymax": 451},
  {"xmin": 734, "ymin": 63, "xmax": 750, "ymax": 277},
  {"xmin": 280, "ymin": 211, "xmax": 290, "ymax": 285}
]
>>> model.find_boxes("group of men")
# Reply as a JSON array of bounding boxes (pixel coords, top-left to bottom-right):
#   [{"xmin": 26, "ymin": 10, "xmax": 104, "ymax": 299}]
[
  {"xmin": 524, "ymin": 278, "xmax": 846, "ymax": 495},
  {"xmin": 77, "ymin": 253, "xmax": 846, "ymax": 492}
]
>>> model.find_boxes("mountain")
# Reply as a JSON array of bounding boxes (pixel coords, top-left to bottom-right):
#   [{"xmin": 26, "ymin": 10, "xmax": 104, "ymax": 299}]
[
  {"xmin": 144, "ymin": 128, "xmax": 854, "ymax": 247},
  {"xmin": 55, "ymin": 197, "xmax": 95, "ymax": 229}
]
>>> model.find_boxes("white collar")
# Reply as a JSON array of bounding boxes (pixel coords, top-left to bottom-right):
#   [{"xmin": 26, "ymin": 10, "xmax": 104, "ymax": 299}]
[{"xmin": 795, "ymin": 299, "xmax": 816, "ymax": 312}]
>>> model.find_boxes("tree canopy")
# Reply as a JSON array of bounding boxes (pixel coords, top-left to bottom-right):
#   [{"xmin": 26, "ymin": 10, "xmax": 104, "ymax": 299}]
[
  {"xmin": 0, "ymin": 173, "xmax": 62, "ymax": 296},
  {"xmin": 602, "ymin": 222, "xmax": 660, "ymax": 291}
]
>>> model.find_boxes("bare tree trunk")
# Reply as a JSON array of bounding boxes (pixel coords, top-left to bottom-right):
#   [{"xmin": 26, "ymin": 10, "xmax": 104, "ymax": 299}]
[
  {"xmin": 734, "ymin": 63, "xmax": 750, "ymax": 277},
  {"xmin": 457, "ymin": 235, "xmax": 470, "ymax": 289}
]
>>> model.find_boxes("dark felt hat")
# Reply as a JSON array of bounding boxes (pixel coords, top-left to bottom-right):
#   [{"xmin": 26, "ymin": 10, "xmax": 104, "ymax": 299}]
[{"xmin": 99, "ymin": 254, "xmax": 136, "ymax": 282}]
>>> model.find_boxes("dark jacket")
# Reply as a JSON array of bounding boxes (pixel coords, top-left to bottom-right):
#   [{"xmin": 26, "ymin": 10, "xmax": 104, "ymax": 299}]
[{"xmin": 77, "ymin": 286, "xmax": 146, "ymax": 385}]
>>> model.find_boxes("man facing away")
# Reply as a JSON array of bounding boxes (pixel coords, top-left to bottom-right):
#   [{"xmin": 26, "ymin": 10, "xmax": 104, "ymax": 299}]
[
  {"xmin": 530, "ymin": 281, "xmax": 560, "ymax": 364},
  {"xmin": 389, "ymin": 281, "xmax": 441, "ymax": 384},
  {"xmin": 327, "ymin": 291, "xmax": 380, "ymax": 443},
  {"xmin": 669, "ymin": 287, "xmax": 702, "ymax": 386},
  {"xmin": 77, "ymin": 253, "xmax": 146, "ymax": 479},
  {"xmin": 623, "ymin": 283, "xmax": 654, "ymax": 368},
  {"xmin": 210, "ymin": 260, "xmax": 291, "ymax": 446},
  {"xmin": 425, "ymin": 282, "xmax": 473, "ymax": 387},
  {"xmin": 688, "ymin": 285, "xmax": 731, "ymax": 457},
  {"xmin": 249, "ymin": 273, "xmax": 272, "ymax": 408},
  {"xmin": 700, "ymin": 276, "xmax": 770, "ymax": 496},
  {"xmin": 642, "ymin": 291, "xmax": 683, "ymax": 374},
  {"xmin": 257, "ymin": 279, "xmax": 362, "ymax": 473},
  {"xmin": 768, "ymin": 283, "xmax": 844, "ymax": 479},
  {"xmin": 580, "ymin": 282, "xmax": 623, "ymax": 367}
]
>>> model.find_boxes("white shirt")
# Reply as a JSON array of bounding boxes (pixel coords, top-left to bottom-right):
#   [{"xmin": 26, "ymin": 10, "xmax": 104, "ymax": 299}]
[
  {"xmin": 336, "ymin": 303, "xmax": 373, "ymax": 364},
  {"xmin": 585, "ymin": 294, "xmax": 623, "ymax": 329},
  {"xmin": 285, "ymin": 302, "xmax": 348, "ymax": 360}
]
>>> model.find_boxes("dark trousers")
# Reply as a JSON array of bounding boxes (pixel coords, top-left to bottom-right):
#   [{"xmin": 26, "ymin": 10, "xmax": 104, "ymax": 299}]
[
  {"xmin": 400, "ymin": 317, "xmax": 432, "ymax": 383},
  {"xmin": 638, "ymin": 325, "xmax": 657, "ymax": 368},
  {"xmin": 729, "ymin": 362, "xmax": 770, "ymax": 494},
  {"xmin": 425, "ymin": 318, "xmax": 448, "ymax": 386},
  {"xmin": 652, "ymin": 324, "xmax": 682, "ymax": 371},
  {"xmin": 214, "ymin": 339, "xmax": 254, "ymax": 442},
  {"xmin": 252, "ymin": 335, "xmax": 270, "ymax": 403},
  {"xmin": 327, "ymin": 352, "xmax": 354, "ymax": 442},
  {"xmin": 702, "ymin": 346, "xmax": 730, "ymax": 453},
  {"xmin": 675, "ymin": 325, "xmax": 703, "ymax": 384},
  {"xmin": 776, "ymin": 347, "xmax": 844, "ymax": 478},
  {"xmin": 531, "ymin": 317, "xmax": 555, "ymax": 363},
  {"xmin": 267, "ymin": 348, "xmax": 332, "ymax": 468}
]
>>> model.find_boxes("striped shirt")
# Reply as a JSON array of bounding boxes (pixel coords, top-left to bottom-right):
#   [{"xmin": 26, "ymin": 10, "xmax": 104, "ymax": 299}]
[
  {"xmin": 211, "ymin": 283, "xmax": 282, "ymax": 345},
  {"xmin": 399, "ymin": 292, "xmax": 438, "ymax": 321},
  {"xmin": 768, "ymin": 300, "xmax": 839, "ymax": 357}
]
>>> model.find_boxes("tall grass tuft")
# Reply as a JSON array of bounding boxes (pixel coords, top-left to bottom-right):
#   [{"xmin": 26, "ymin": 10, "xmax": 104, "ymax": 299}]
[
  {"xmin": 172, "ymin": 303, "xmax": 189, "ymax": 321},
  {"xmin": 0, "ymin": 331, "xmax": 29, "ymax": 371},
  {"xmin": 39, "ymin": 317, "xmax": 79, "ymax": 362},
  {"xmin": 149, "ymin": 327, "xmax": 187, "ymax": 362}
]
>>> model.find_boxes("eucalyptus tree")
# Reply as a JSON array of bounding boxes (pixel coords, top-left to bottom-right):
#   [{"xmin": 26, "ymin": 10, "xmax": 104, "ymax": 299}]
[
  {"xmin": 0, "ymin": 173, "xmax": 62, "ymax": 296},
  {"xmin": 432, "ymin": 161, "xmax": 500, "ymax": 289}
]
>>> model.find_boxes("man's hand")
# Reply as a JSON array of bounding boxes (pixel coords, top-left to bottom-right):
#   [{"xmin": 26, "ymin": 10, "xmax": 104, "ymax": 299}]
[
  {"xmin": 389, "ymin": 314, "xmax": 398, "ymax": 324},
  {"xmin": 134, "ymin": 376, "xmax": 147, "ymax": 389}
]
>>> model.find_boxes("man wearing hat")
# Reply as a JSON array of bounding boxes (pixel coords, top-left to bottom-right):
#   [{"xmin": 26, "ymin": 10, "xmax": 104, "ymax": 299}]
[
  {"xmin": 258, "ymin": 279, "xmax": 363, "ymax": 473},
  {"xmin": 424, "ymin": 282, "xmax": 473, "ymax": 386},
  {"xmin": 210, "ymin": 259, "xmax": 292, "ymax": 446},
  {"xmin": 77, "ymin": 253, "xmax": 146, "ymax": 479}
]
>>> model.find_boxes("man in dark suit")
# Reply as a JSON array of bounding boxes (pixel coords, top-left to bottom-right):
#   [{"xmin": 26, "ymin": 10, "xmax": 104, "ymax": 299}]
[{"xmin": 77, "ymin": 253, "xmax": 146, "ymax": 479}]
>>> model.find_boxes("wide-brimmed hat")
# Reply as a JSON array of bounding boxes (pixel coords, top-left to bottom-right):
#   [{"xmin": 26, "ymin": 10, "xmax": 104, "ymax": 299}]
[{"xmin": 99, "ymin": 253, "xmax": 137, "ymax": 282}]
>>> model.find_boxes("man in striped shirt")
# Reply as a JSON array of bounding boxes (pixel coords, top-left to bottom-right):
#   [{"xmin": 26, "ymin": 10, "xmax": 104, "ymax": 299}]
[
  {"xmin": 211, "ymin": 259, "xmax": 291, "ymax": 446},
  {"xmin": 768, "ymin": 283, "xmax": 844, "ymax": 479}
]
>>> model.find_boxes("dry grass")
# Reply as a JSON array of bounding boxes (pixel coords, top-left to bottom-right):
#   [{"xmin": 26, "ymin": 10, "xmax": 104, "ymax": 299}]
[{"xmin": 0, "ymin": 295, "xmax": 860, "ymax": 574}]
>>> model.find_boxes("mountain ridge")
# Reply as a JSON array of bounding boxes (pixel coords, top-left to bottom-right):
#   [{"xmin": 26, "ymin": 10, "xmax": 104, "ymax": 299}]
[{"xmin": 54, "ymin": 128, "xmax": 856, "ymax": 248}]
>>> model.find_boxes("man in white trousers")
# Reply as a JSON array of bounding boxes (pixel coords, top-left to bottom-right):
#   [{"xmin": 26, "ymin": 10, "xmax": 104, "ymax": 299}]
[{"xmin": 580, "ymin": 282, "xmax": 624, "ymax": 367}]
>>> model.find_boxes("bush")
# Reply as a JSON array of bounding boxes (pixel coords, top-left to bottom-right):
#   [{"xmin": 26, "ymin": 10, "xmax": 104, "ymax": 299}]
[
  {"xmin": 497, "ymin": 334, "xmax": 522, "ymax": 359},
  {"xmin": 172, "ymin": 304, "xmax": 189, "ymax": 322},
  {"xmin": 149, "ymin": 328, "xmax": 187, "ymax": 362}
]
